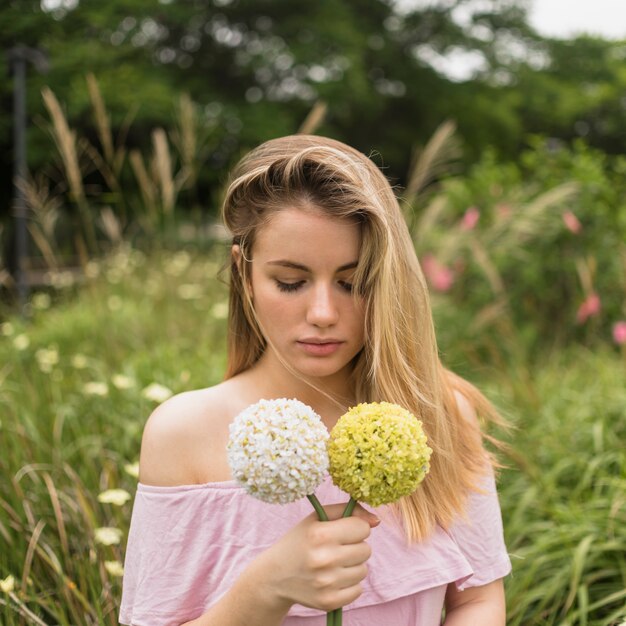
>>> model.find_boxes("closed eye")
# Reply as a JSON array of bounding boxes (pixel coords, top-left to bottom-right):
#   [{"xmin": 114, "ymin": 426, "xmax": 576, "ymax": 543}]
[{"xmin": 275, "ymin": 280, "xmax": 304, "ymax": 293}]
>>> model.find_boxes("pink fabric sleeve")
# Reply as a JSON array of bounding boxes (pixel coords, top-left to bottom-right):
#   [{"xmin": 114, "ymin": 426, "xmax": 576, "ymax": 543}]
[{"xmin": 447, "ymin": 470, "xmax": 512, "ymax": 590}]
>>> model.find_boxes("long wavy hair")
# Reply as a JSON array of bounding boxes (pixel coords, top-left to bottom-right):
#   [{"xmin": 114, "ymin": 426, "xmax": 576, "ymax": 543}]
[{"xmin": 221, "ymin": 134, "xmax": 504, "ymax": 541}]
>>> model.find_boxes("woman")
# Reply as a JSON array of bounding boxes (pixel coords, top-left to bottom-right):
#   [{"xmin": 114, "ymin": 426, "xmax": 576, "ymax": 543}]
[{"xmin": 119, "ymin": 135, "xmax": 511, "ymax": 625}]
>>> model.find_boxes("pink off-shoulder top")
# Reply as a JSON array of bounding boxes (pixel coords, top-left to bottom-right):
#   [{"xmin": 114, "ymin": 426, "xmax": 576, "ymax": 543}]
[{"xmin": 119, "ymin": 472, "xmax": 511, "ymax": 626}]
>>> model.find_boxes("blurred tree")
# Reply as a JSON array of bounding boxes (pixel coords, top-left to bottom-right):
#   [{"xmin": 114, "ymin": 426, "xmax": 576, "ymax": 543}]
[{"xmin": 0, "ymin": 0, "xmax": 623, "ymax": 225}]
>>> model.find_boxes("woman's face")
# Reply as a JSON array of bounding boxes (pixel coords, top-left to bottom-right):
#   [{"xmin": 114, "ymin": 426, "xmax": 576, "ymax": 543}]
[{"xmin": 245, "ymin": 206, "xmax": 365, "ymax": 382}]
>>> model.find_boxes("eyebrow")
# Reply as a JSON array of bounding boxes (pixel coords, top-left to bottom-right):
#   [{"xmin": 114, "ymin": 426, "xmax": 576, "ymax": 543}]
[{"xmin": 266, "ymin": 260, "xmax": 358, "ymax": 272}]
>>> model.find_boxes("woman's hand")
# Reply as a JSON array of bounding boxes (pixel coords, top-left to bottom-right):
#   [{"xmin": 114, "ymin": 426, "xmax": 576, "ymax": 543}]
[{"xmin": 247, "ymin": 502, "xmax": 379, "ymax": 615}]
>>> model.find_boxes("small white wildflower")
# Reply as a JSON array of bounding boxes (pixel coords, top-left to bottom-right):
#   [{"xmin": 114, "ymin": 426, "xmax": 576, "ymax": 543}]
[
  {"xmin": 83, "ymin": 381, "xmax": 109, "ymax": 397},
  {"xmin": 111, "ymin": 374, "xmax": 134, "ymax": 390},
  {"xmin": 94, "ymin": 527, "xmax": 122, "ymax": 546},
  {"xmin": 97, "ymin": 489, "xmax": 132, "ymax": 506},
  {"xmin": 32, "ymin": 293, "xmax": 51, "ymax": 310},
  {"xmin": 104, "ymin": 560, "xmax": 124, "ymax": 577},
  {"xmin": 1, "ymin": 322, "xmax": 15, "ymax": 336},
  {"xmin": 49, "ymin": 271, "xmax": 75, "ymax": 289},
  {"xmin": 13, "ymin": 334, "xmax": 30, "ymax": 351},
  {"xmin": 36, "ymin": 348, "xmax": 59, "ymax": 373},
  {"xmin": 124, "ymin": 461, "xmax": 139, "ymax": 478},
  {"xmin": 178, "ymin": 284, "xmax": 203, "ymax": 300},
  {"xmin": 85, "ymin": 261, "xmax": 100, "ymax": 279},
  {"xmin": 0, "ymin": 575, "xmax": 15, "ymax": 593},
  {"xmin": 106, "ymin": 268, "xmax": 122, "ymax": 285},
  {"xmin": 211, "ymin": 301, "xmax": 229, "ymax": 320},
  {"xmin": 71, "ymin": 354, "xmax": 89, "ymax": 369},
  {"xmin": 164, "ymin": 251, "xmax": 191, "ymax": 276},
  {"xmin": 142, "ymin": 383, "xmax": 173, "ymax": 403},
  {"xmin": 227, "ymin": 398, "xmax": 329, "ymax": 504}
]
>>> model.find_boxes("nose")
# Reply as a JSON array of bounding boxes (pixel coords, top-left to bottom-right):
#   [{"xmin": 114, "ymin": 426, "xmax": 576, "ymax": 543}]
[{"xmin": 306, "ymin": 282, "xmax": 339, "ymax": 327}]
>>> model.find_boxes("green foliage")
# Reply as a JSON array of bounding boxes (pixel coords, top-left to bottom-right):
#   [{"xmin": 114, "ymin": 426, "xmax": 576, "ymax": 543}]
[
  {"xmin": 410, "ymin": 138, "xmax": 626, "ymax": 359},
  {"xmin": 492, "ymin": 346, "xmax": 626, "ymax": 625},
  {"xmin": 0, "ymin": 246, "xmax": 228, "ymax": 624},
  {"xmin": 1, "ymin": 250, "xmax": 625, "ymax": 624},
  {"xmin": 6, "ymin": 0, "xmax": 623, "ymax": 225}
]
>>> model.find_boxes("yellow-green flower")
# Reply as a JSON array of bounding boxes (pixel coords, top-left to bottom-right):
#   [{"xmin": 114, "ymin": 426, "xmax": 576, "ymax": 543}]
[{"xmin": 328, "ymin": 402, "xmax": 432, "ymax": 507}]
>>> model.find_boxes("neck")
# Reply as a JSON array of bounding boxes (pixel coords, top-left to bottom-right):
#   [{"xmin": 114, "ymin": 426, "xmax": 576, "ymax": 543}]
[{"xmin": 243, "ymin": 351, "xmax": 356, "ymax": 428}]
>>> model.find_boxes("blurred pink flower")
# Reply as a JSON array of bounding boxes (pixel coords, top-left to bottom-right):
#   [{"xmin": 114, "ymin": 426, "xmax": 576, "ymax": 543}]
[
  {"xmin": 562, "ymin": 211, "xmax": 582, "ymax": 234},
  {"xmin": 576, "ymin": 292, "xmax": 601, "ymax": 324},
  {"xmin": 461, "ymin": 207, "xmax": 480, "ymax": 231},
  {"xmin": 612, "ymin": 321, "xmax": 626, "ymax": 345},
  {"xmin": 422, "ymin": 254, "xmax": 455, "ymax": 292}
]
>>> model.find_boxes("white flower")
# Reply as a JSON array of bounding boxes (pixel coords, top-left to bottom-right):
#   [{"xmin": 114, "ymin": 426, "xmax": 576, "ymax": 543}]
[
  {"xmin": 83, "ymin": 381, "xmax": 109, "ymax": 397},
  {"xmin": 32, "ymin": 293, "xmax": 51, "ymax": 310},
  {"xmin": 13, "ymin": 334, "xmax": 30, "ymax": 351},
  {"xmin": 85, "ymin": 260, "xmax": 100, "ymax": 279},
  {"xmin": 211, "ymin": 301, "xmax": 229, "ymax": 320},
  {"xmin": 124, "ymin": 461, "xmax": 140, "ymax": 478},
  {"xmin": 0, "ymin": 575, "xmax": 15, "ymax": 593},
  {"xmin": 178, "ymin": 284, "xmax": 203, "ymax": 300},
  {"xmin": 142, "ymin": 383, "xmax": 173, "ymax": 403},
  {"xmin": 104, "ymin": 560, "xmax": 124, "ymax": 577},
  {"xmin": 227, "ymin": 398, "xmax": 329, "ymax": 504},
  {"xmin": 71, "ymin": 354, "xmax": 89, "ymax": 369},
  {"xmin": 1, "ymin": 322, "xmax": 15, "ymax": 336},
  {"xmin": 164, "ymin": 251, "xmax": 191, "ymax": 276},
  {"xmin": 36, "ymin": 347, "xmax": 59, "ymax": 373},
  {"xmin": 94, "ymin": 527, "xmax": 123, "ymax": 546},
  {"xmin": 112, "ymin": 374, "xmax": 134, "ymax": 390},
  {"xmin": 97, "ymin": 489, "xmax": 132, "ymax": 506}
]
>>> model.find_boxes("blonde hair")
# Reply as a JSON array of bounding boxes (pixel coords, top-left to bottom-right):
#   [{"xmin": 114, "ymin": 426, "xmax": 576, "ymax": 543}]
[{"xmin": 221, "ymin": 134, "xmax": 505, "ymax": 541}]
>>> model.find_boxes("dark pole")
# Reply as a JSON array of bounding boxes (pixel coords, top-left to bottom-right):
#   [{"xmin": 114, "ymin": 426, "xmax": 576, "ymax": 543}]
[
  {"xmin": 9, "ymin": 45, "xmax": 48, "ymax": 317},
  {"xmin": 13, "ymin": 53, "xmax": 28, "ymax": 314}
]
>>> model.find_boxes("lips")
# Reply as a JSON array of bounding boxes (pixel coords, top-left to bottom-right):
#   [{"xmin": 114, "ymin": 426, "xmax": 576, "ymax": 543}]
[{"xmin": 296, "ymin": 339, "xmax": 344, "ymax": 356}]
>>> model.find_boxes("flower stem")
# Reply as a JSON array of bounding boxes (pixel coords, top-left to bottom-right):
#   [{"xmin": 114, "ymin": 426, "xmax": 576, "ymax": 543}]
[
  {"xmin": 307, "ymin": 495, "xmax": 334, "ymax": 625},
  {"xmin": 307, "ymin": 494, "xmax": 329, "ymax": 521},
  {"xmin": 342, "ymin": 497, "xmax": 357, "ymax": 518}
]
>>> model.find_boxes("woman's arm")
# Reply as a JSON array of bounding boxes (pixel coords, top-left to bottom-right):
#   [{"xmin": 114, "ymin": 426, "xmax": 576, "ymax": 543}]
[{"xmin": 443, "ymin": 579, "xmax": 506, "ymax": 626}]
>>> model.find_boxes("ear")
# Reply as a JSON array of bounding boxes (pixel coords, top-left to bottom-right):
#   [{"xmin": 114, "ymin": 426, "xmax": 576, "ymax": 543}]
[
  {"xmin": 231, "ymin": 244, "xmax": 253, "ymax": 300},
  {"xmin": 231, "ymin": 244, "xmax": 242, "ymax": 272}
]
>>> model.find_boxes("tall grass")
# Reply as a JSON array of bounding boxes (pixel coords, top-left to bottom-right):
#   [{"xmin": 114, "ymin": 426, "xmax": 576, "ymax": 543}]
[
  {"xmin": 1, "ymin": 249, "xmax": 624, "ymax": 624},
  {"xmin": 0, "ymin": 245, "xmax": 228, "ymax": 625}
]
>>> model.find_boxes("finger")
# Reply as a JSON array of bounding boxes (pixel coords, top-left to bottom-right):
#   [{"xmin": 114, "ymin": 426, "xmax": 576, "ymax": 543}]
[
  {"xmin": 309, "ymin": 516, "xmax": 371, "ymax": 545},
  {"xmin": 335, "ymin": 541, "xmax": 372, "ymax": 567}
]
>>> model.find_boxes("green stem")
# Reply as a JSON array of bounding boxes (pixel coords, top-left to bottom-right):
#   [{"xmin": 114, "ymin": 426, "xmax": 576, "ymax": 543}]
[
  {"xmin": 334, "ymin": 607, "xmax": 343, "ymax": 626},
  {"xmin": 329, "ymin": 499, "xmax": 357, "ymax": 625},
  {"xmin": 307, "ymin": 495, "xmax": 333, "ymax": 626},
  {"xmin": 342, "ymin": 497, "xmax": 357, "ymax": 518},
  {"xmin": 307, "ymin": 493, "xmax": 329, "ymax": 521}
]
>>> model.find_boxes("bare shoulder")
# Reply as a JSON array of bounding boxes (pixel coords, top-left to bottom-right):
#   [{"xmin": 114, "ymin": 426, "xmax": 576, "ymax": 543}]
[{"xmin": 138, "ymin": 380, "xmax": 245, "ymax": 486}]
